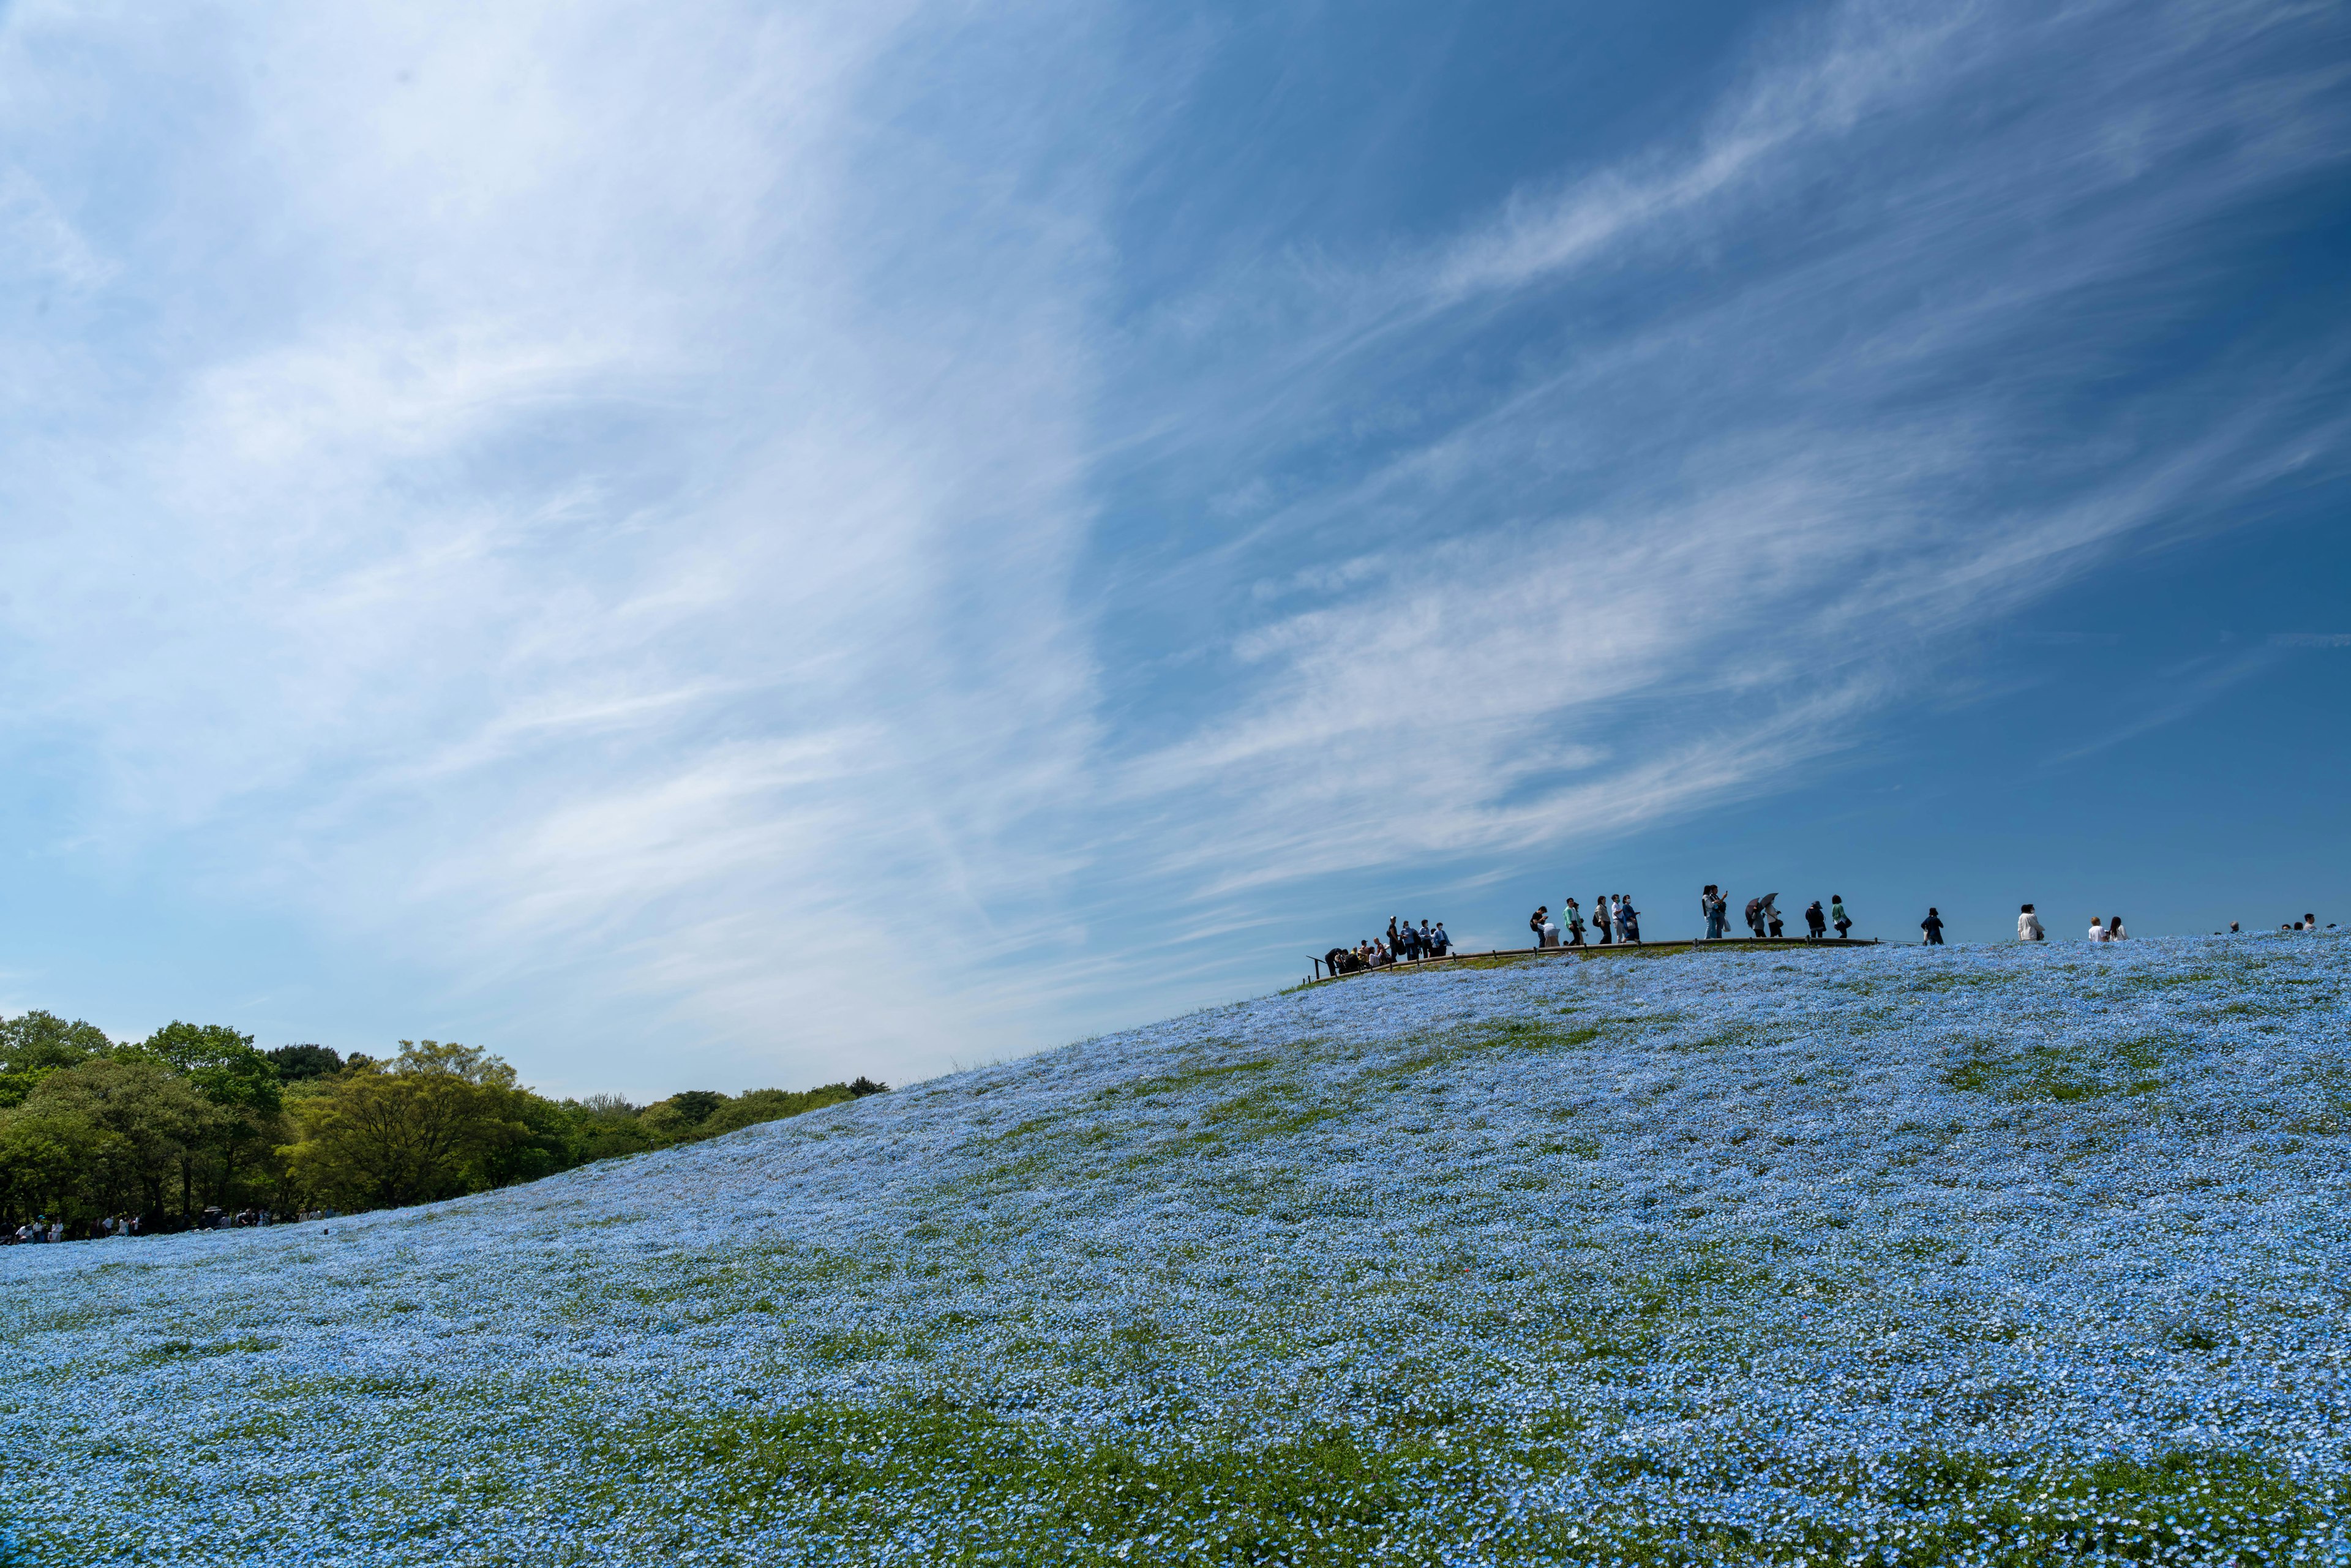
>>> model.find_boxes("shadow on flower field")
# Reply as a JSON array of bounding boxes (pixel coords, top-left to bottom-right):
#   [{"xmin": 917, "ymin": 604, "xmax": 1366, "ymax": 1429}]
[{"xmin": 4, "ymin": 934, "xmax": 2349, "ymax": 1565}]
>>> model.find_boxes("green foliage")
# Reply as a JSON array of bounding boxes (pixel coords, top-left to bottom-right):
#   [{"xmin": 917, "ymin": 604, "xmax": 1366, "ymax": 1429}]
[
  {"xmin": 280, "ymin": 1040, "xmax": 535, "ymax": 1209},
  {"xmin": 0, "ymin": 1010, "xmax": 113, "ymax": 1108},
  {"xmin": 1, "ymin": 1057, "xmax": 219, "ymax": 1218},
  {"xmin": 265, "ymin": 1044, "xmax": 343, "ymax": 1081},
  {"xmin": 0, "ymin": 1008, "xmax": 887, "ymax": 1229}
]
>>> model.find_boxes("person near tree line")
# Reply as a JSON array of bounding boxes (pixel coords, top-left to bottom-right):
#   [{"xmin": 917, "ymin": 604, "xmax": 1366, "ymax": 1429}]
[
  {"xmin": 2017, "ymin": 903, "xmax": 2045, "ymax": 941},
  {"xmin": 1921, "ymin": 907, "xmax": 1945, "ymax": 945},
  {"xmin": 1831, "ymin": 896, "xmax": 1851, "ymax": 939}
]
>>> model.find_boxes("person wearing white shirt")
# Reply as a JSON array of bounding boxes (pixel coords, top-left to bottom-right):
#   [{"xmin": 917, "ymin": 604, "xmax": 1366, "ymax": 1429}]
[
  {"xmin": 2087, "ymin": 918, "xmax": 2107, "ymax": 942},
  {"xmin": 2017, "ymin": 904, "xmax": 2045, "ymax": 942}
]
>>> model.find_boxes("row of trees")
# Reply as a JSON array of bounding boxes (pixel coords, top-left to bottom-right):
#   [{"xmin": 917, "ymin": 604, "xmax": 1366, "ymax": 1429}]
[{"xmin": 0, "ymin": 1010, "xmax": 885, "ymax": 1231}]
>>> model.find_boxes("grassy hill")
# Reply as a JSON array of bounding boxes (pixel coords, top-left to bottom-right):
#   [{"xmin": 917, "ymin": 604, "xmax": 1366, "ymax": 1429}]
[{"xmin": 6, "ymin": 934, "xmax": 2349, "ymax": 1566}]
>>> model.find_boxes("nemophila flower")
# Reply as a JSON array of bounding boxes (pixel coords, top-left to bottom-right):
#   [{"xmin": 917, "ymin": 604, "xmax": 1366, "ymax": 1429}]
[{"xmin": 5, "ymin": 934, "xmax": 2351, "ymax": 1563}]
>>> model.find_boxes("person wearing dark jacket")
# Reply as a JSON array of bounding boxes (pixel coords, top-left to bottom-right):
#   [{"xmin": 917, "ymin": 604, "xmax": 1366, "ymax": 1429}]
[
  {"xmin": 1804, "ymin": 901, "xmax": 1827, "ymax": 941},
  {"xmin": 1744, "ymin": 896, "xmax": 1766, "ymax": 939},
  {"xmin": 1921, "ymin": 907, "xmax": 1946, "ymax": 945}
]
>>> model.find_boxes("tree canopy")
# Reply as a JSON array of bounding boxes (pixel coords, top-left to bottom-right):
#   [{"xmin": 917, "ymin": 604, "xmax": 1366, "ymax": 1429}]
[{"xmin": 0, "ymin": 1012, "xmax": 887, "ymax": 1231}]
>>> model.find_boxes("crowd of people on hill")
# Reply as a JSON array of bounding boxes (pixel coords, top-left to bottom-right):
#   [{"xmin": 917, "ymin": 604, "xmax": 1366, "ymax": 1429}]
[
  {"xmin": 1317, "ymin": 890, "xmax": 2334, "ymax": 978},
  {"xmin": 1322, "ymin": 917, "xmax": 1453, "ymax": 975},
  {"xmin": 1527, "ymin": 894, "xmax": 1648, "ymax": 948},
  {"xmin": 4, "ymin": 1206, "xmax": 345, "ymax": 1244}
]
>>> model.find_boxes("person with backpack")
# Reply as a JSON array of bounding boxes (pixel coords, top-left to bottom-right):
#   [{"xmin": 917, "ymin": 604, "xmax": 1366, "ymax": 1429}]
[
  {"xmin": 1805, "ymin": 901, "xmax": 1828, "ymax": 941},
  {"xmin": 1831, "ymin": 896, "xmax": 1851, "ymax": 939},
  {"xmin": 1592, "ymin": 894, "xmax": 1612, "ymax": 945},
  {"xmin": 1921, "ymin": 907, "xmax": 1946, "ymax": 945}
]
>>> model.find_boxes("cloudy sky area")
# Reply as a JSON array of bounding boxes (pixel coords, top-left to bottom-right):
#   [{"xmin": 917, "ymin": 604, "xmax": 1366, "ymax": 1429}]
[{"xmin": 1, "ymin": 0, "xmax": 2345, "ymax": 1096}]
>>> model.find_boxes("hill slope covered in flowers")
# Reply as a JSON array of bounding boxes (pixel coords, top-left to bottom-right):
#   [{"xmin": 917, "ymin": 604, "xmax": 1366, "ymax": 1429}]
[{"xmin": 5, "ymin": 934, "xmax": 2350, "ymax": 1566}]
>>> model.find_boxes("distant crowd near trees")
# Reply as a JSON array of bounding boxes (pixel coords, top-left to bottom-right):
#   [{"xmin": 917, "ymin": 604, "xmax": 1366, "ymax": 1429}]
[{"xmin": 0, "ymin": 1010, "xmax": 887, "ymax": 1237}]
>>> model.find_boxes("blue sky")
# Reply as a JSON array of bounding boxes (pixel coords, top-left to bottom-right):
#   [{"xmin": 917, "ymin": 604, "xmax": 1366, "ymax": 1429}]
[{"xmin": 1, "ymin": 0, "xmax": 2345, "ymax": 1098}]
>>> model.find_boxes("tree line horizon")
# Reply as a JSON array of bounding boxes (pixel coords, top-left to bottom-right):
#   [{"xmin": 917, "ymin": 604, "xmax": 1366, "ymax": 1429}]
[{"xmin": 0, "ymin": 1009, "xmax": 888, "ymax": 1232}]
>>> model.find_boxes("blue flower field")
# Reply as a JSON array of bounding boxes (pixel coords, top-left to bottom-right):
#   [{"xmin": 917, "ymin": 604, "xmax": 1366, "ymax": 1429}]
[{"xmin": 6, "ymin": 934, "xmax": 2350, "ymax": 1565}]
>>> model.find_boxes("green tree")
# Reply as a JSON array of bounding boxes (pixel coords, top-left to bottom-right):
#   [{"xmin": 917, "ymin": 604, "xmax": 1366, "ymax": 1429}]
[
  {"xmin": 281, "ymin": 1041, "xmax": 532, "ymax": 1210},
  {"xmin": 1, "ymin": 1058, "xmax": 219, "ymax": 1221},
  {"xmin": 0, "ymin": 1010, "xmax": 115, "ymax": 1108},
  {"xmin": 266, "ymin": 1043, "xmax": 344, "ymax": 1082},
  {"xmin": 135, "ymin": 1021, "xmax": 284, "ymax": 1215}
]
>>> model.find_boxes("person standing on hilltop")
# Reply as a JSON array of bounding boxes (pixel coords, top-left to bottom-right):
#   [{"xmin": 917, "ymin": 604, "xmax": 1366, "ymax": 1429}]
[
  {"xmin": 1620, "ymin": 895, "xmax": 1641, "ymax": 944},
  {"xmin": 1831, "ymin": 896, "xmax": 1851, "ymax": 939},
  {"xmin": 1387, "ymin": 917, "xmax": 1401, "ymax": 955},
  {"xmin": 1528, "ymin": 906, "xmax": 1549, "ymax": 949},
  {"xmin": 1592, "ymin": 894, "xmax": 1612, "ymax": 945},
  {"xmin": 1430, "ymin": 921, "xmax": 1451, "ymax": 956},
  {"xmin": 1564, "ymin": 898, "xmax": 1585, "ymax": 946},
  {"xmin": 1805, "ymin": 901, "xmax": 1828, "ymax": 941},
  {"xmin": 1920, "ymin": 907, "xmax": 1946, "ymax": 945},
  {"xmin": 2108, "ymin": 915, "xmax": 2127, "ymax": 940},
  {"xmin": 2017, "ymin": 903, "xmax": 2044, "ymax": 941},
  {"xmin": 1744, "ymin": 896, "xmax": 1766, "ymax": 939},
  {"xmin": 2087, "ymin": 917, "xmax": 2107, "ymax": 942}
]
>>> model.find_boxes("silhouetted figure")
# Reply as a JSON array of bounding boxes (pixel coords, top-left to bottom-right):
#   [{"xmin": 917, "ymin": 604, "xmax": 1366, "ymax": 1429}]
[
  {"xmin": 1805, "ymin": 901, "xmax": 1827, "ymax": 941},
  {"xmin": 1921, "ymin": 907, "xmax": 1945, "ymax": 945}
]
